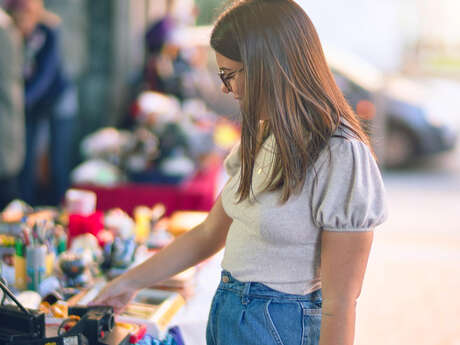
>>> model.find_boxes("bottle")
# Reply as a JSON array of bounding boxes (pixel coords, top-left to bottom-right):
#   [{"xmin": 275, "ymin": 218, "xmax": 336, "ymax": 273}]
[{"xmin": 55, "ymin": 225, "xmax": 68, "ymax": 255}]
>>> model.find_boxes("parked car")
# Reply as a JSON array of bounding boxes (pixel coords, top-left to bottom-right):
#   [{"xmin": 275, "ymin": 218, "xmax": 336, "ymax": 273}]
[
  {"xmin": 326, "ymin": 46, "xmax": 458, "ymax": 168},
  {"xmin": 176, "ymin": 26, "xmax": 458, "ymax": 168}
]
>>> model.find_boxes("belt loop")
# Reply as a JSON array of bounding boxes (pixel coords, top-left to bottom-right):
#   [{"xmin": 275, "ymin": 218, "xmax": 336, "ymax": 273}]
[{"xmin": 241, "ymin": 282, "xmax": 251, "ymax": 305}]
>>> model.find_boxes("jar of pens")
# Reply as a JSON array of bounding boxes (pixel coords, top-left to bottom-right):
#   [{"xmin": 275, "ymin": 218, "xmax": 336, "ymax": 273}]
[{"xmin": 14, "ymin": 220, "xmax": 68, "ymax": 292}]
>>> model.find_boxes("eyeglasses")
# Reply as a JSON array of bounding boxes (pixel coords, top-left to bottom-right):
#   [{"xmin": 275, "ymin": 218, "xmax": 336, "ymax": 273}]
[{"xmin": 218, "ymin": 67, "xmax": 244, "ymax": 92}]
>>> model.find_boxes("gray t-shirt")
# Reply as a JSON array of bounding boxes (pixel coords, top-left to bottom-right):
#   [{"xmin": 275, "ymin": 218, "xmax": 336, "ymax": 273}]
[{"xmin": 220, "ymin": 132, "xmax": 388, "ymax": 295}]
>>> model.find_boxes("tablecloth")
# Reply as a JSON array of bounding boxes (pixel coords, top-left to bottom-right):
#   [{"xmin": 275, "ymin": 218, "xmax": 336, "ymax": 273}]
[{"xmin": 73, "ymin": 161, "xmax": 222, "ymax": 216}]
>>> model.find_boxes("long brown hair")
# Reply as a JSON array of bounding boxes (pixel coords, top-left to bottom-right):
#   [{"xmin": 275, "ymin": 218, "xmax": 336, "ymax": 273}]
[{"xmin": 211, "ymin": 0, "xmax": 373, "ymax": 203}]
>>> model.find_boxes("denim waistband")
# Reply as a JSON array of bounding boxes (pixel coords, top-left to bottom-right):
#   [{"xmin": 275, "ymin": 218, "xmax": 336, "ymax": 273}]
[{"xmin": 218, "ymin": 270, "xmax": 322, "ymax": 302}]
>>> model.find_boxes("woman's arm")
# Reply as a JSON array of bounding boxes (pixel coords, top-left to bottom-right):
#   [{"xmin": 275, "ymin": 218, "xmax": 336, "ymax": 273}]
[
  {"xmin": 92, "ymin": 194, "xmax": 232, "ymax": 309},
  {"xmin": 123, "ymin": 195, "xmax": 232, "ymax": 289},
  {"xmin": 319, "ymin": 230, "xmax": 374, "ymax": 345}
]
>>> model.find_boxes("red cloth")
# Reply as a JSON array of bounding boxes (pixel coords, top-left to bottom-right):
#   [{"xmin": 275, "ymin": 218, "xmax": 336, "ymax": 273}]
[
  {"xmin": 68, "ymin": 211, "xmax": 104, "ymax": 244},
  {"xmin": 73, "ymin": 161, "xmax": 221, "ymax": 216}
]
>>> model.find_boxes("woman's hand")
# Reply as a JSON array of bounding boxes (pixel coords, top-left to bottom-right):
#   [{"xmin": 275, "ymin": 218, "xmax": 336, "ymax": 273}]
[
  {"xmin": 90, "ymin": 195, "xmax": 231, "ymax": 314},
  {"xmin": 90, "ymin": 277, "xmax": 137, "ymax": 314}
]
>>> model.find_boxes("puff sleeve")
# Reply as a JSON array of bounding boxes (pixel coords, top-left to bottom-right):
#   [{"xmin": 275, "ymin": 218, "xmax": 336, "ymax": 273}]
[
  {"xmin": 223, "ymin": 141, "xmax": 241, "ymax": 177},
  {"xmin": 311, "ymin": 138, "xmax": 388, "ymax": 231}
]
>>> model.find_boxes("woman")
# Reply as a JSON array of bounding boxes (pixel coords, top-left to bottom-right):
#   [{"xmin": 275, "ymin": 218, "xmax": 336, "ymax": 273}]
[
  {"xmin": 93, "ymin": 1, "xmax": 387, "ymax": 344},
  {"xmin": 4, "ymin": 0, "xmax": 77, "ymax": 206}
]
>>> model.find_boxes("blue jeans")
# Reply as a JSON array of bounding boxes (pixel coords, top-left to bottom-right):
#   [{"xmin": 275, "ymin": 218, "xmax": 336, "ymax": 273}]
[{"xmin": 206, "ymin": 271, "xmax": 322, "ymax": 345}]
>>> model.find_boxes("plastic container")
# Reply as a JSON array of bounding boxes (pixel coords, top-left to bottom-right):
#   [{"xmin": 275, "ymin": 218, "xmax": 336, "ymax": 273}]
[{"xmin": 26, "ymin": 245, "xmax": 47, "ymax": 291}]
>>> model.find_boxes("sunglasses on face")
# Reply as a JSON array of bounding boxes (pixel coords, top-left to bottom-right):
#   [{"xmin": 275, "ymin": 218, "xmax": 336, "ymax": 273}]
[{"xmin": 218, "ymin": 68, "xmax": 244, "ymax": 92}]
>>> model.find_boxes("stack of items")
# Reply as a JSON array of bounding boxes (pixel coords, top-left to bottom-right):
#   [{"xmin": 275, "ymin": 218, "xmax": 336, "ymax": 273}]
[{"xmin": 0, "ymin": 200, "xmax": 68, "ymax": 296}]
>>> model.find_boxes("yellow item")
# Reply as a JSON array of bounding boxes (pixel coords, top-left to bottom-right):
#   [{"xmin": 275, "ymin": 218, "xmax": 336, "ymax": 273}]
[
  {"xmin": 39, "ymin": 301, "xmax": 51, "ymax": 314},
  {"xmin": 45, "ymin": 252, "xmax": 55, "ymax": 276},
  {"xmin": 14, "ymin": 255, "xmax": 27, "ymax": 290},
  {"xmin": 51, "ymin": 303, "xmax": 68, "ymax": 318},
  {"xmin": 213, "ymin": 122, "xmax": 241, "ymax": 150},
  {"xmin": 115, "ymin": 322, "xmax": 137, "ymax": 332},
  {"xmin": 0, "ymin": 235, "xmax": 15, "ymax": 247},
  {"xmin": 168, "ymin": 211, "xmax": 208, "ymax": 237},
  {"xmin": 39, "ymin": 300, "xmax": 68, "ymax": 318},
  {"xmin": 134, "ymin": 206, "xmax": 152, "ymax": 243},
  {"xmin": 152, "ymin": 293, "xmax": 185, "ymax": 331}
]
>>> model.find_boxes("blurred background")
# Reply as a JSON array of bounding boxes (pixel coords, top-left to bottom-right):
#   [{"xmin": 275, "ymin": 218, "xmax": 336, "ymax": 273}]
[{"xmin": 1, "ymin": 0, "xmax": 459, "ymax": 344}]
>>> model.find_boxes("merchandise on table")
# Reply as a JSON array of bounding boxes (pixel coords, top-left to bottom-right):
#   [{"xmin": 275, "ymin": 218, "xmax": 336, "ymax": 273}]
[
  {"xmin": 68, "ymin": 283, "xmax": 185, "ymax": 341},
  {"xmin": 72, "ymin": 91, "xmax": 240, "ymax": 188},
  {"xmin": 167, "ymin": 211, "xmax": 208, "ymax": 237},
  {"xmin": 0, "ymin": 190, "xmax": 211, "ymax": 344},
  {"xmin": 65, "ymin": 189, "xmax": 97, "ymax": 216}
]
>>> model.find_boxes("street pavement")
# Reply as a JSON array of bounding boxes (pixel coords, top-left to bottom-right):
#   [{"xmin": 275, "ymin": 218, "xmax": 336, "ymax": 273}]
[{"xmin": 355, "ymin": 146, "xmax": 460, "ymax": 345}]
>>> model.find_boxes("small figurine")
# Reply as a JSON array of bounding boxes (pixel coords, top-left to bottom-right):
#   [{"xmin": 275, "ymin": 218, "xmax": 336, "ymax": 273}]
[
  {"xmin": 58, "ymin": 233, "xmax": 101, "ymax": 288},
  {"xmin": 58, "ymin": 251, "xmax": 92, "ymax": 288},
  {"xmin": 104, "ymin": 209, "xmax": 137, "ymax": 277}
]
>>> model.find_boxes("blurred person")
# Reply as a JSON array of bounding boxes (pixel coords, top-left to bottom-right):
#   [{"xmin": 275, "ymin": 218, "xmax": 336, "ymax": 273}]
[
  {"xmin": 93, "ymin": 1, "xmax": 388, "ymax": 345},
  {"xmin": 144, "ymin": 11, "xmax": 189, "ymax": 100},
  {"xmin": 143, "ymin": 0, "xmax": 198, "ymax": 100},
  {"xmin": 4, "ymin": 0, "xmax": 78, "ymax": 206},
  {"xmin": 144, "ymin": 6, "xmax": 174, "ymax": 93},
  {"xmin": 0, "ymin": 8, "xmax": 24, "ymax": 209}
]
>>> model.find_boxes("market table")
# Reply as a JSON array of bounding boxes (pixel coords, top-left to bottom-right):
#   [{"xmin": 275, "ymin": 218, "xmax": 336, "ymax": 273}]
[{"xmin": 73, "ymin": 160, "xmax": 222, "ymax": 217}]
